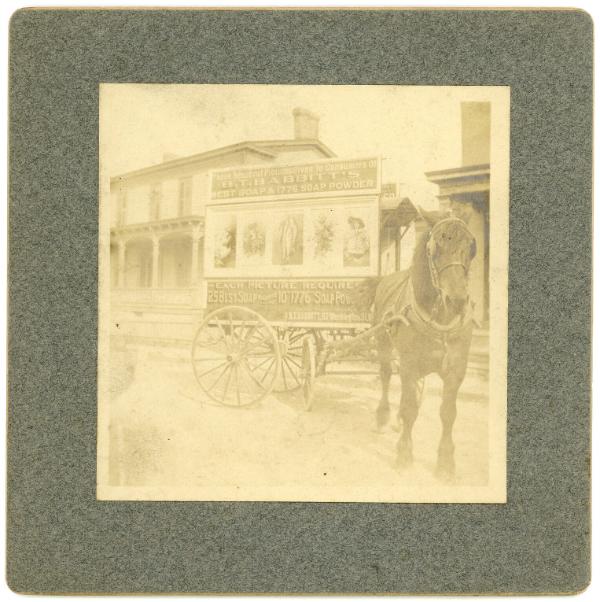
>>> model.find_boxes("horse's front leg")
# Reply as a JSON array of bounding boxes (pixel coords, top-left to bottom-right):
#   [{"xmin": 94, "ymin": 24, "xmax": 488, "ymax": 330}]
[
  {"xmin": 375, "ymin": 360, "xmax": 392, "ymax": 429},
  {"xmin": 375, "ymin": 333, "xmax": 393, "ymax": 429},
  {"xmin": 396, "ymin": 377, "xmax": 418, "ymax": 468},
  {"xmin": 436, "ymin": 377, "xmax": 461, "ymax": 480}
]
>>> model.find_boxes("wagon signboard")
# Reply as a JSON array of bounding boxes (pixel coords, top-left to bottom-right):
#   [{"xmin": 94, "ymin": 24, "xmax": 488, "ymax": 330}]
[
  {"xmin": 210, "ymin": 157, "xmax": 380, "ymax": 201},
  {"xmin": 206, "ymin": 278, "xmax": 371, "ymax": 323},
  {"xmin": 204, "ymin": 157, "xmax": 381, "ymax": 282}
]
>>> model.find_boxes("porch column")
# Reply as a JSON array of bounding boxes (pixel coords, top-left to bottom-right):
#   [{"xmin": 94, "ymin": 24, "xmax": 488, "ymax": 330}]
[
  {"xmin": 117, "ymin": 239, "xmax": 126, "ymax": 288},
  {"xmin": 152, "ymin": 235, "xmax": 160, "ymax": 288},
  {"xmin": 190, "ymin": 227, "xmax": 201, "ymax": 285}
]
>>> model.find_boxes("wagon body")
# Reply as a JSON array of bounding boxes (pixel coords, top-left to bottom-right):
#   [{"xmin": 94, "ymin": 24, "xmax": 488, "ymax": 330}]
[{"xmin": 191, "ymin": 156, "xmax": 410, "ymax": 407}]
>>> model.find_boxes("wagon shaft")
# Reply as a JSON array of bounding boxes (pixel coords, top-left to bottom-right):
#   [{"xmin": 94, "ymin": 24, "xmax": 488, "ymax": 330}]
[
  {"xmin": 316, "ymin": 312, "xmax": 410, "ymax": 372},
  {"xmin": 317, "ymin": 321, "xmax": 386, "ymax": 370}
]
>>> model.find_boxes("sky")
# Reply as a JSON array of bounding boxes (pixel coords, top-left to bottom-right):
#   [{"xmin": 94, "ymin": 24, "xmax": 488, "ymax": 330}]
[{"xmin": 100, "ymin": 84, "xmax": 500, "ymax": 209}]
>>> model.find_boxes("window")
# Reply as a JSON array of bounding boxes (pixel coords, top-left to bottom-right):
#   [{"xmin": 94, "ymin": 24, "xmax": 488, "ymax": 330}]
[
  {"xmin": 178, "ymin": 178, "xmax": 192, "ymax": 216},
  {"xmin": 117, "ymin": 187, "xmax": 127, "ymax": 226},
  {"xmin": 149, "ymin": 183, "xmax": 162, "ymax": 221}
]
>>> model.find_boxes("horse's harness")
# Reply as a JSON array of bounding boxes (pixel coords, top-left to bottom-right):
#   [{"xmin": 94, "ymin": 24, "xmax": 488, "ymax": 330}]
[
  {"xmin": 382, "ymin": 217, "xmax": 478, "ymax": 369},
  {"xmin": 317, "ymin": 218, "xmax": 477, "ymax": 374}
]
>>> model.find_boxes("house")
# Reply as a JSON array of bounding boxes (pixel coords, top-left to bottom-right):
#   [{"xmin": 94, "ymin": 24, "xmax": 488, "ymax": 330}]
[
  {"xmin": 109, "ymin": 109, "xmax": 338, "ymax": 343},
  {"xmin": 109, "ymin": 108, "xmax": 424, "ymax": 345}
]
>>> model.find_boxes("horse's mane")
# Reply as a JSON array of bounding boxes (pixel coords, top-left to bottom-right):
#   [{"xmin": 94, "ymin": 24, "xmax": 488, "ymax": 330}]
[
  {"xmin": 352, "ymin": 227, "xmax": 437, "ymax": 314},
  {"xmin": 410, "ymin": 229, "xmax": 438, "ymax": 310}
]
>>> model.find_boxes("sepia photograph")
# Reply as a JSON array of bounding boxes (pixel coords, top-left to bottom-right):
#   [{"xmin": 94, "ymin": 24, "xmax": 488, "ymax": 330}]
[{"xmin": 97, "ymin": 84, "xmax": 509, "ymax": 503}]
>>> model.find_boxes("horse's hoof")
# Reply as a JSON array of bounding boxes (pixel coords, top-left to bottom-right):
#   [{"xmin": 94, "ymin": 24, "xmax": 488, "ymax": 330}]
[
  {"xmin": 395, "ymin": 444, "xmax": 413, "ymax": 469},
  {"xmin": 435, "ymin": 458, "xmax": 456, "ymax": 482},
  {"xmin": 395, "ymin": 454, "xmax": 413, "ymax": 470}
]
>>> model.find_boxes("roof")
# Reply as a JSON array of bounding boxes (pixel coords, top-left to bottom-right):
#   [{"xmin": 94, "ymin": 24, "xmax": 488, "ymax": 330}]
[
  {"xmin": 425, "ymin": 163, "xmax": 490, "ymax": 182},
  {"xmin": 425, "ymin": 163, "xmax": 490, "ymax": 197},
  {"xmin": 111, "ymin": 138, "xmax": 336, "ymax": 183},
  {"xmin": 381, "ymin": 197, "xmax": 420, "ymax": 228}
]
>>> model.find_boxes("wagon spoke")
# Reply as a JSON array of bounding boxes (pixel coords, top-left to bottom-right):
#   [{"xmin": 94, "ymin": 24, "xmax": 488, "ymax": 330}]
[
  {"xmin": 259, "ymin": 358, "xmax": 277, "ymax": 383},
  {"xmin": 283, "ymin": 357, "xmax": 302, "ymax": 387},
  {"xmin": 242, "ymin": 337, "xmax": 273, "ymax": 356},
  {"xmin": 247, "ymin": 357, "xmax": 277, "ymax": 386},
  {"xmin": 239, "ymin": 329, "xmax": 267, "ymax": 355},
  {"xmin": 221, "ymin": 364, "xmax": 234, "ymax": 403},
  {"xmin": 245, "ymin": 329, "xmax": 267, "ymax": 344},
  {"xmin": 284, "ymin": 354, "xmax": 302, "ymax": 370},
  {"xmin": 288, "ymin": 330, "xmax": 308, "ymax": 344},
  {"xmin": 245, "ymin": 335, "xmax": 271, "ymax": 349},
  {"xmin": 240, "ymin": 359, "xmax": 270, "ymax": 391},
  {"xmin": 240, "ymin": 323, "xmax": 258, "ymax": 345},
  {"xmin": 206, "ymin": 362, "xmax": 233, "ymax": 393},
  {"xmin": 196, "ymin": 359, "xmax": 230, "ymax": 379},
  {"xmin": 234, "ymin": 365, "xmax": 241, "ymax": 406},
  {"xmin": 245, "ymin": 356, "xmax": 273, "ymax": 373},
  {"xmin": 280, "ymin": 359, "xmax": 289, "ymax": 390},
  {"xmin": 270, "ymin": 328, "xmax": 314, "ymax": 393}
]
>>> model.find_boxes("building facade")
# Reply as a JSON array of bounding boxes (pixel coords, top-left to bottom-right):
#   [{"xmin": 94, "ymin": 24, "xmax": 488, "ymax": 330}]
[
  {"xmin": 426, "ymin": 101, "xmax": 491, "ymax": 327},
  {"xmin": 110, "ymin": 110, "xmax": 350, "ymax": 343},
  {"xmin": 109, "ymin": 103, "xmax": 487, "ymax": 389}
]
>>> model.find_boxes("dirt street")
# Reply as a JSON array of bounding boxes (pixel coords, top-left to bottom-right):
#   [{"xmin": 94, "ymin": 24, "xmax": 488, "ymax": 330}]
[{"xmin": 107, "ymin": 344, "xmax": 489, "ymax": 500}]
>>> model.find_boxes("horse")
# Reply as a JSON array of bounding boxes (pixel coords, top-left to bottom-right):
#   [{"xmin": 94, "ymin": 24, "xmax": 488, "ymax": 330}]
[{"xmin": 357, "ymin": 208, "xmax": 477, "ymax": 479}]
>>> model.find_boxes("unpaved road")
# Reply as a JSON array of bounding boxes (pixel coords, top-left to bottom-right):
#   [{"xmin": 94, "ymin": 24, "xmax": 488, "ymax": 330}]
[{"xmin": 106, "ymin": 345, "xmax": 490, "ymax": 500}]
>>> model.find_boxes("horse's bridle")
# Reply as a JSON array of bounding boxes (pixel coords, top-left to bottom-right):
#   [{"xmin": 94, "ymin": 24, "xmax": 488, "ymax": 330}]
[
  {"xmin": 425, "ymin": 217, "xmax": 475, "ymax": 293},
  {"xmin": 379, "ymin": 216, "xmax": 477, "ymax": 346}
]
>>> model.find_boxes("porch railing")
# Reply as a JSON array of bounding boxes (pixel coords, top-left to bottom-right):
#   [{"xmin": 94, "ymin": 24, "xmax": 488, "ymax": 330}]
[{"xmin": 111, "ymin": 286, "xmax": 205, "ymax": 308}]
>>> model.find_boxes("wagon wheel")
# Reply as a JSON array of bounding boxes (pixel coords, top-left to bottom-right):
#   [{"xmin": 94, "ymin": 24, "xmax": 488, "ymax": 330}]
[
  {"xmin": 301, "ymin": 335, "xmax": 316, "ymax": 411},
  {"xmin": 273, "ymin": 327, "xmax": 315, "ymax": 393},
  {"xmin": 191, "ymin": 305, "xmax": 280, "ymax": 407}
]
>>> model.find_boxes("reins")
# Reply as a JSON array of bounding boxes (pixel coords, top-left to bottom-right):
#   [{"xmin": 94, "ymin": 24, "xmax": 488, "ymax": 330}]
[
  {"xmin": 412, "ymin": 216, "xmax": 475, "ymax": 335},
  {"xmin": 377, "ymin": 216, "xmax": 477, "ymax": 346}
]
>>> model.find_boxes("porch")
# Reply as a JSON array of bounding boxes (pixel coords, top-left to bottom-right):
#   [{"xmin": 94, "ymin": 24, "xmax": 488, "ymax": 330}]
[{"xmin": 110, "ymin": 216, "xmax": 207, "ymax": 344}]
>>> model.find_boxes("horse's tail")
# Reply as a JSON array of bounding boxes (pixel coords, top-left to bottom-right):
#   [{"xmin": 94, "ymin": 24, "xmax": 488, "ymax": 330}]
[{"xmin": 353, "ymin": 276, "xmax": 382, "ymax": 311}]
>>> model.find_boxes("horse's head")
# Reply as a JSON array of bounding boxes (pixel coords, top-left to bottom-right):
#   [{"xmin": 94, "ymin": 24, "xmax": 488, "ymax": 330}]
[{"xmin": 420, "ymin": 208, "xmax": 477, "ymax": 313}]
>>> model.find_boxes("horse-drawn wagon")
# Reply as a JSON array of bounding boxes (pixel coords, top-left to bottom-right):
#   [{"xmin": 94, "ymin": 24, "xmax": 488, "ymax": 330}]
[
  {"xmin": 191, "ymin": 156, "xmax": 393, "ymax": 407},
  {"xmin": 191, "ymin": 156, "xmax": 478, "ymax": 476},
  {"xmin": 193, "ymin": 156, "xmax": 474, "ymax": 412}
]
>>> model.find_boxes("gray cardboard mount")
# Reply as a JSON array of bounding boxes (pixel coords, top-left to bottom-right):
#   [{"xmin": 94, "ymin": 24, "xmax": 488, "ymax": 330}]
[{"xmin": 7, "ymin": 8, "xmax": 592, "ymax": 594}]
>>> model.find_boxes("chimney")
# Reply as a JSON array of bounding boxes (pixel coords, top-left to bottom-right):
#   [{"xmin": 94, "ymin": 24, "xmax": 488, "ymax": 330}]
[
  {"xmin": 293, "ymin": 107, "xmax": 319, "ymax": 140},
  {"xmin": 461, "ymin": 102, "xmax": 490, "ymax": 166}
]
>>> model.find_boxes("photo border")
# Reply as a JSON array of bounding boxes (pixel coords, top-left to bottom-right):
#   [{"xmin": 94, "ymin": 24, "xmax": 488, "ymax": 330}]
[{"xmin": 7, "ymin": 8, "xmax": 591, "ymax": 594}]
